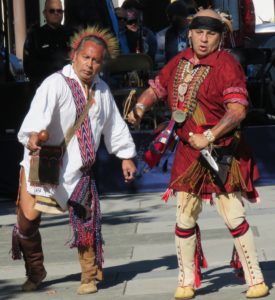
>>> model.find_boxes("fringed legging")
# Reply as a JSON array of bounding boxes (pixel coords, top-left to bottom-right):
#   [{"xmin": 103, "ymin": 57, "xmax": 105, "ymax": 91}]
[
  {"xmin": 175, "ymin": 191, "xmax": 265, "ymax": 288},
  {"xmin": 215, "ymin": 192, "xmax": 264, "ymax": 286}
]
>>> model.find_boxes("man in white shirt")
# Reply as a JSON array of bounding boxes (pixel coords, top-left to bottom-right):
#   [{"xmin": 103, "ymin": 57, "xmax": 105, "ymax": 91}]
[{"xmin": 12, "ymin": 27, "xmax": 136, "ymax": 295}]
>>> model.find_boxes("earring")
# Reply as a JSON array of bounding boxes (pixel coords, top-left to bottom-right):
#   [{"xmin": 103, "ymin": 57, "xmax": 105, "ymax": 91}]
[{"xmin": 189, "ymin": 38, "xmax": 192, "ymax": 49}]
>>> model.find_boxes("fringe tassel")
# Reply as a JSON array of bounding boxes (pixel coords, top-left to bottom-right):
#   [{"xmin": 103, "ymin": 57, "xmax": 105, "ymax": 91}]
[
  {"xmin": 161, "ymin": 188, "xmax": 174, "ymax": 202},
  {"xmin": 230, "ymin": 158, "xmax": 247, "ymax": 190},
  {"xmin": 194, "ymin": 251, "xmax": 201, "ymax": 288},
  {"xmin": 11, "ymin": 225, "xmax": 22, "ymax": 260},
  {"xmin": 194, "ymin": 224, "xmax": 208, "ymax": 288},
  {"xmin": 230, "ymin": 246, "xmax": 244, "ymax": 279},
  {"xmin": 171, "ymin": 160, "xmax": 206, "ymax": 189},
  {"xmin": 68, "ymin": 175, "xmax": 104, "ymax": 267},
  {"xmin": 192, "ymin": 104, "xmax": 206, "ymax": 126}
]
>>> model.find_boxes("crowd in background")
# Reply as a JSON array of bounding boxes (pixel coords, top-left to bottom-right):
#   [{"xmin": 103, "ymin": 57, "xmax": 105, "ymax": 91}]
[
  {"xmin": 115, "ymin": 0, "xmax": 199, "ymax": 67},
  {"xmin": 1, "ymin": 0, "xmax": 261, "ymax": 85},
  {"xmin": 1, "ymin": 0, "xmax": 202, "ymax": 85}
]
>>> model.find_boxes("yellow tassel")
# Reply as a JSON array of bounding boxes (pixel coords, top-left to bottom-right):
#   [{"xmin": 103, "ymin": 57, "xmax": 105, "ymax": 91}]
[
  {"xmin": 230, "ymin": 158, "xmax": 247, "ymax": 190},
  {"xmin": 171, "ymin": 160, "xmax": 206, "ymax": 189},
  {"xmin": 193, "ymin": 104, "xmax": 206, "ymax": 126}
]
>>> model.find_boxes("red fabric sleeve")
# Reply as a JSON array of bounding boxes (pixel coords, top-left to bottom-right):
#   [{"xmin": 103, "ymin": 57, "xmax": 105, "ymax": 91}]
[
  {"xmin": 218, "ymin": 53, "xmax": 249, "ymax": 107},
  {"xmin": 149, "ymin": 55, "xmax": 181, "ymax": 100}
]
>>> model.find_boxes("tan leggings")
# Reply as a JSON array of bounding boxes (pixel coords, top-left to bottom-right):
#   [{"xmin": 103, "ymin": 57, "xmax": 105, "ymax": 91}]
[
  {"xmin": 176, "ymin": 191, "xmax": 264, "ymax": 287},
  {"xmin": 176, "ymin": 191, "xmax": 245, "ymax": 229}
]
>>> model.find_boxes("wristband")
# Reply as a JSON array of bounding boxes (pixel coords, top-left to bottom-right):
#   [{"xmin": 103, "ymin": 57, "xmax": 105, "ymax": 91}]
[
  {"xmin": 203, "ymin": 129, "xmax": 215, "ymax": 143},
  {"xmin": 135, "ymin": 102, "xmax": 146, "ymax": 112}
]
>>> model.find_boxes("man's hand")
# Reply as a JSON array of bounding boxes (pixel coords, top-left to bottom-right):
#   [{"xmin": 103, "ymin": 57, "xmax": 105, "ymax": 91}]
[
  {"xmin": 127, "ymin": 87, "xmax": 158, "ymax": 128},
  {"xmin": 122, "ymin": 159, "xmax": 137, "ymax": 183},
  {"xmin": 27, "ymin": 132, "xmax": 41, "ymax": 152},
  {"xmin": 127, "ymin": 106, "xmax": 144, "ymax": 129},
  {"xmin": 188, "ymin": 133, "xmax": 209, "ymax": 150}
]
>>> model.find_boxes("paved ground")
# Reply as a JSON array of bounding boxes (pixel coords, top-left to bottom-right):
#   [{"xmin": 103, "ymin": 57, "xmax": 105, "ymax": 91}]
[{"xmin": 0, "ymin": 186, "xmax": 275, "ymax": 300}]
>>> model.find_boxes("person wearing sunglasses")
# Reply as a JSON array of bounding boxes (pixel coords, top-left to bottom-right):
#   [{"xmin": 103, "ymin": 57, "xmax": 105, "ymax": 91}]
[
  {"xmin": 115, "ymin": 7, "xmax": 128, "ymax": 32},
  {"xmin": 23, "ymin": 0, "xmax": 73, "ymax": 87},
  {"xmin": 124, "ymin": 8, "xmax": 157, "ymax": 62},
  {"xmin": 114, "ymin": 7, "xmax": 130, "ymax": 54}
]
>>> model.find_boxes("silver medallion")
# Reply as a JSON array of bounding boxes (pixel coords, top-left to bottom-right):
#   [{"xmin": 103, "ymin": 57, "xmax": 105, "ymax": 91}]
[
  {"xmin": 178, "ymin": 83, "xmax": 188, "ymax": 96},
  {"xmin": 172, "ymin": 109, "xmax": 187, "ymax": 123}
]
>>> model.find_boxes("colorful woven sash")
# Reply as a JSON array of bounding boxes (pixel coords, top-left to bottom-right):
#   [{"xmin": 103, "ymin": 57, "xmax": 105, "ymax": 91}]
[{"xmin": 62, "ymin": 75, "xmax": 103, "ymax": 267}]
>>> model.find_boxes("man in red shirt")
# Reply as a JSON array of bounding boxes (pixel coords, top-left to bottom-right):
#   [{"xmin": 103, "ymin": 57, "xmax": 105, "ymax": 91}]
[{"xmin": 128, "ymin": 8, "xmax": 269, "ymax": 300}]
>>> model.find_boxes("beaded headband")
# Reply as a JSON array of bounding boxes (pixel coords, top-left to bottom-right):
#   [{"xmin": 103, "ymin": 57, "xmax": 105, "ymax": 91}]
[{"xmin": 70, "ymin": 26, "xmax": 119, "ymax": 60}]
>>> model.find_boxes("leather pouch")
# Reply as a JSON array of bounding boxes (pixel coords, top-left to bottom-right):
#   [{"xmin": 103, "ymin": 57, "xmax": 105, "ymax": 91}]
[{"xmin": 29, "ymin": 145, "xmax": 64, "ymax": 186}]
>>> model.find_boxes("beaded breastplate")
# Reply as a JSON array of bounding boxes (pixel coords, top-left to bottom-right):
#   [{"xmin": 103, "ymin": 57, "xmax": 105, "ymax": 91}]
[{"xmin": 172, "ymin": 59, "xmax": 210, "ymax": 124}]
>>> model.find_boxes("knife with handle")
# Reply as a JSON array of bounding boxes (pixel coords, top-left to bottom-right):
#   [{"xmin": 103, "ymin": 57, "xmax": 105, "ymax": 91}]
[{"xmin": 189, "ymin": 132, "xmax": 219, "ymax": 172}]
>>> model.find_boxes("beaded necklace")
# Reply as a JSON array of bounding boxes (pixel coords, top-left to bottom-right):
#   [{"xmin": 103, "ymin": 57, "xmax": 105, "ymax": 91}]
[{"xmin": 172, "ymin": 59, "xmax": 210, "ymax": 124}]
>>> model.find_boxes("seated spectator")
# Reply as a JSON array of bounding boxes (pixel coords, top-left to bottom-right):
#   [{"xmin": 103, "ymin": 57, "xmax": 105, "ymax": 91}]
[
  {"xmin": 115, "ymin": 7, "xmax": 128, "ymax": 32},
  {"xmin": 125, "ymin": 8, "xmax": 157, "ymax": 62},
  {"xmin": 114, "ymin": 7, "xmax": 130, "ymax": 54},
  {"xmin": 165, "ymin": 0, "xmax": 197, "ymax": 62}
]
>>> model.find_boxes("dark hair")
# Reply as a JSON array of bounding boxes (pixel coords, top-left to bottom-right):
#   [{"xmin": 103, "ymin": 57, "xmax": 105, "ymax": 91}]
[
  {"xmin": 121, "ymin": 0, "xmax": 144, "ymax": 11},
  {"xmin": 166, "ymin": 0, "xmax": 197, "ymax": 21},
  {"xmin": 166, "ymin": 1, "xmax": 187, "ymax": 21},
  {"xmin": 180, "ymin": 0, "xmax": 197, "ymax": 15}
]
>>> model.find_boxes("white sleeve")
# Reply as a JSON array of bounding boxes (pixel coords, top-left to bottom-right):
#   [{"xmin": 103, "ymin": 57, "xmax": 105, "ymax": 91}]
[
  {"xmin": 17, "ymin": 74, "xmax": 62, "ymax": 146},
  {"xmin": 102, "ymin": 92, "xmax": 136, "ymax": 159}
]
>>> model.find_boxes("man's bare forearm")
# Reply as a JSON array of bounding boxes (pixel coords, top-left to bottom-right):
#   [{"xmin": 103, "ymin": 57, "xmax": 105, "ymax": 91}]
[
  {"xmin": 127, "ymin": 87, "xmax": 158, "ymax": 125},
  {"xmin": 211, "ymin": 106, "xmax": 246, "ymax": 140},
  {"xmin": 137, "ymin": 87, "xmax": 158, "ymax": 110}
]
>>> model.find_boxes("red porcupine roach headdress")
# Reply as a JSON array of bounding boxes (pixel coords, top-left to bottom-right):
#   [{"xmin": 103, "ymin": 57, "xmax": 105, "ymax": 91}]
[{"xmin": 70, "ymin": 26, "xmax": 119, "ymax": 60}]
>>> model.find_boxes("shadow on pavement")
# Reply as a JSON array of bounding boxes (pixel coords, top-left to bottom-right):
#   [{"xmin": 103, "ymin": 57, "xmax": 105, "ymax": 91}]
[
  {"xmin": 0, "ymin": 280, "xmax": 22, "ymax": 300},
  {"xmin": 198, "ymin": 261, "xmax": 275, "ymax": 296},
  {"xmin": 1, "ymin": 260, "xmax": 274, "ymax": 299},
  {"xmin": 42, "ymin": 255, "xmax": 177, "ymax": 290}
]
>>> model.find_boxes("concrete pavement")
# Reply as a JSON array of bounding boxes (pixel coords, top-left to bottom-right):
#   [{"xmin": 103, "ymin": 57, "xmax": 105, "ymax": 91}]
[{"xmin": 0, "ymin": 186, "xmax": 275, "ymax": 300}]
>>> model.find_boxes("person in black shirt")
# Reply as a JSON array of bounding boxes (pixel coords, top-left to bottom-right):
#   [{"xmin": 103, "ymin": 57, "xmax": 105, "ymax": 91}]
[
  {"xmin": 125, "ymin": 8, "xmax": 157, "ymax": 62},
  {"xmin": 23, "ymin": 0, "xmax": 73, "ymax": 87}
]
